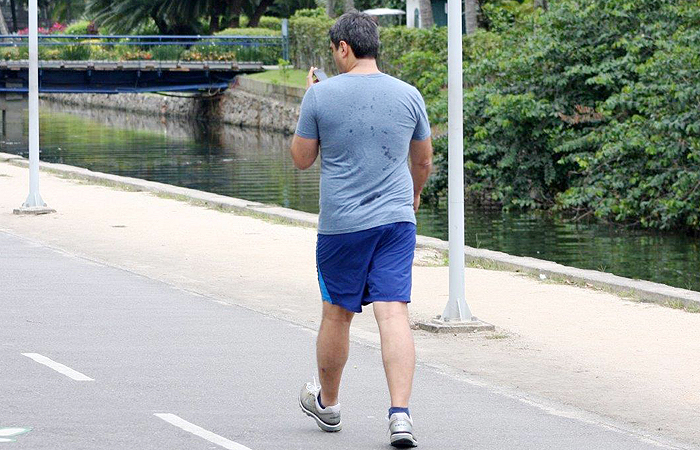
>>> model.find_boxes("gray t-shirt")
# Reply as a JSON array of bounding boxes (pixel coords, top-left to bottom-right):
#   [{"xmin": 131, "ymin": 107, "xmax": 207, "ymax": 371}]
[{"xmin": 295, "ymin": 72, "xmax": 431, "ymax": 235}]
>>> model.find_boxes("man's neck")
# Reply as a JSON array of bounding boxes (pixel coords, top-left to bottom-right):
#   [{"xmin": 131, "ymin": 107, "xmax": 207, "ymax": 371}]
[{"xmin": 345, "ymin": 58, "xmax": 380, "ymax": 75}]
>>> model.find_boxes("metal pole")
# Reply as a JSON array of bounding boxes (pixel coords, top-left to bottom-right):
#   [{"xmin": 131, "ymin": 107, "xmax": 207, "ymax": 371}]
[
  {"xmin": 21, "ymin": 0, "xmax": 46, "ymax": 209},
  {"xmin": 442, "ymin": 0, "xmax": 472, "ymax": 321},
  {"xmin": 281, "ymin": 19, "xmax": 289, "ymax": 62}
]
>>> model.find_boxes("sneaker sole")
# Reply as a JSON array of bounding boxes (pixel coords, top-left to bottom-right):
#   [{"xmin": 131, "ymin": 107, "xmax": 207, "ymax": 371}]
[
  {"xmin": 391, "ymin": 432, "xmax": 418, "ymax": 448},
  {"xmin": 298, "ymin": 398, "xmax": 342, "ymax": 432}
]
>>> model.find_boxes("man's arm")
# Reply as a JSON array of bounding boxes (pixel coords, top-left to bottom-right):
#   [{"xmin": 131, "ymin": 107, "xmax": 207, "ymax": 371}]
[
  {"xmin": 291, "ymin": 67, "xmax": 321, "ymax": 170},
  {"xmin": 409, "ymin": 138, "xmax": 433, "ymax": 213},
  {"xmin": 290, "ymin": 135, "xmax": 319, "ymax": 170}
]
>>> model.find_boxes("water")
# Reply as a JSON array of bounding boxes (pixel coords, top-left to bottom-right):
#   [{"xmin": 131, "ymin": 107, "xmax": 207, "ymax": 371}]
[{"xmin": 2, "ymin": 103, "xmax": 699, "ymax": 292}]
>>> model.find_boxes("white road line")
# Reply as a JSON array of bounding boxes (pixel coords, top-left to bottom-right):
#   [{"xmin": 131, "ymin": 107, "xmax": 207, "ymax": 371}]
[
  {"xmin": 154, "ymin": 413, "xmax": 253, "ymax": 450},
  {"xmin": 22, "ymin": 353, "xmax": 94, "ymax": 381}
]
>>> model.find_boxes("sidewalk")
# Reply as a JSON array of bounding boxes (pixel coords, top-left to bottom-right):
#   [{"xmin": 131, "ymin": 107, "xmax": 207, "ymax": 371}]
[{"xmin": 1, "ymin": 159, "xmax": 699, "ymax": 448}]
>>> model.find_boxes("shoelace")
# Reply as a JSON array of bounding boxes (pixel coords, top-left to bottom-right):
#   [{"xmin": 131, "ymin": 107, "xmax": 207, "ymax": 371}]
[{"xmin": 306, "ymin": 376, "xmax": 321, "ymax": 395}]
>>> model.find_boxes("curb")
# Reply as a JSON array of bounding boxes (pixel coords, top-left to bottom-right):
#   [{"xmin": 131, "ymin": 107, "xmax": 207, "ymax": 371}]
[{"xmin": 3, "ymin": 152, "xmax": 699, "ymax": 310}]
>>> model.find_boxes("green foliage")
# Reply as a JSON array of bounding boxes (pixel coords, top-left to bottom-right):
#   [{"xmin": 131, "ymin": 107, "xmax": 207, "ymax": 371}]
[
  {"xmin": 266, "ymin": 0, "xmax": 318, "ymax": 19},
  {"xmin": 556, "ymin": 3, "xmax": 700, "ymax": 230},
  {"xmin": 278, "ymin": 58, "xmax": 292, "ymax": 85},
  {"xmin": 64, "ymin": 20, "xmax": 93, "ymax": 35},
  {"xmin": 50, "ymin": 0, "xmax": 88, "ymax": 23},
  {"xmin": 149, "ymin": 45, "xmax": 186, "ymax": 60},
  {"xmin": 422, "ymin": 0, "xmax": 700, "ymax": 232},
  {"xmin": 86, "ymin": 0, "xmax": 281, "ymax": 35},
  {"xmin": 0, "ymin": 47, "xmax": 21, "ymax": 60},
  {"xmin": 214, "ymin": 27, "xmax": 281, "ymax": 36},
  {"xmin": 213, "ymin": 27, "xmax": 281, "ymax": 64},
  {"xmin": 258, "ymin": 16, "xmax": 282, "ymax": 30},
  {"xmin": 289, "ymin": 9, "xmax": 335, "ymax": 71},
  {"xmin": 480, "ymin": 0, "xmax": 535, "ymax": 32},
  {"xmin": 378, "ymin": 27, "xmax": 448, "ymax": 77},
  {"xmin": 292, "ymin": 7, "xmax": 327, "ymax": 18},
  {"xmin": 58, "ymin": 44, "xmax": 92, "ymax": 60}
]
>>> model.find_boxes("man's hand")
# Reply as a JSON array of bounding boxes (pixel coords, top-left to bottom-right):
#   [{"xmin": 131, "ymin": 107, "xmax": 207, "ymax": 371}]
[
  {"xmin": 413, "ymin": 193, "xmax": 421, "ymax": 213},
  {"xmin": 409, "ymin": 138, "xmax": 433, "ymax": 214},
  {"xmin": 306, "ymin": 66, "xmax": 318, "ymax": 90}
]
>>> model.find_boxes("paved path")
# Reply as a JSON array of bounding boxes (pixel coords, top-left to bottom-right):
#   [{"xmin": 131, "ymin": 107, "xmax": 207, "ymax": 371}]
[{"xmin": 0, "ymin": 231, "xmax": 687, "ymax": 449}]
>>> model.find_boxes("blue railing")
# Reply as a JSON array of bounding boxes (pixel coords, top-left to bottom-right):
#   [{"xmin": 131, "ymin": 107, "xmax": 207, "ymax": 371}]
[{"xmin": 0, "ymin": 34, "xmax": 289, "ymax": 63}]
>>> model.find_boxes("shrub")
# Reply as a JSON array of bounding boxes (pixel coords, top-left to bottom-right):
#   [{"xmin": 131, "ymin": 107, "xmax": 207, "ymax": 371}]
[
  {"xmin": 214, "ymin": 27, "xmax": 282, "ymax": 64},
  {"xmin": 258, "ymin": 16, "xmax": 282, "ymax": 30},
  {"xmin": 58, "ymin": 43, "xmax": 91, "ymax": 60},
  {"xmin": 149, "ymin": 45, "xmax": 186, "ymax": 60},
  {"xmin": 289, "ymin": 9, "xmax": 335, "ymax": 71},
  {"xmin": 64, "ymin": 20, "xmax": 97, "ymax": 35},
  {"xmin": 423, "ymin": 0, "xmax": 700, "ymax": 232},
  {"xmin": 215, "ymin": 27, "xmax": 281, "ymax": 36}
]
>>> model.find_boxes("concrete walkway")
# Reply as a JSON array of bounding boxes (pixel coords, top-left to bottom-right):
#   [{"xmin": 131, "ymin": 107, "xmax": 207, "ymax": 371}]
[
  {"xmin": 1, "ymin": 160, "xmax": 698, "ymax": 448},
  {"xmin": 0, "ymin": 230, "xmax": 682, "ymax": 450}
]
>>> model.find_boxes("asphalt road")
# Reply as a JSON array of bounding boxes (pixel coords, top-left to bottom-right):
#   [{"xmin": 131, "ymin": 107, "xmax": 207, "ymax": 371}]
[{"xmin": 0, "ymin": 230, "xmax": 688, "ymax": 449}]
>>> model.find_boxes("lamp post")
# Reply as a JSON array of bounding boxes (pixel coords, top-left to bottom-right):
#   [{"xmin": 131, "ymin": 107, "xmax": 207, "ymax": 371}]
[
  {"xmin": 418, "ymin": 0, "xmax": 493, "ymax": 333},
  {"xmin": 14, "ymin": 0, "xmax": 55, "ymax": 216}
]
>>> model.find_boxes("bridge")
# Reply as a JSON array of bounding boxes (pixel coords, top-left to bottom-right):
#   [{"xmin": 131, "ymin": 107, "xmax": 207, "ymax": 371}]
[{"xmin": 0, "ymin": 34, "xmax": 286, "ymax": 94}]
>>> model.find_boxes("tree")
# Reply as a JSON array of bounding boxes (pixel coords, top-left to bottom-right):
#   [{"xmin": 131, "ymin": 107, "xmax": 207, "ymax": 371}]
[
  {"xmin": 0, "ymin": 6, "xmax": 9, "ymax": 35},
  {"xmin": 418, "ymin": 0, "xmax": 433, "ymax": 28},
  {"xmin": 464, "ymin": 0, "xmax": 478, "ymax": 34},
  {"xmin": 9, "ymin": 0, "xmax": 18, "ymax": 32},
  {"xmin": 87, "ymin": 0, "xmax": 202, "ymax": 34},
  {"xmin": 86, "ymin": 0, "xmax": 278, "ymax": 34},
  {"xmin": 248, "ymin": 0, "xmax": 276, "ymax": 27},
  {"xmin": 327, "ymin": 0, "xmax": 338, "ymax": 18},
  {"xmin": 50, "ymin": 0, "xmax": 88, "ymax": 23},
  {"xmin": 344, "ymin": 0, "xmax": 355, "ymax": 12}
]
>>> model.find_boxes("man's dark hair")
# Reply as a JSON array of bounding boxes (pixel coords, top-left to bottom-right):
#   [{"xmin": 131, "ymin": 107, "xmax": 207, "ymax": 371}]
[{"xmin": 329, "ymin": 11, "xmax": 380, "ymax": 59}]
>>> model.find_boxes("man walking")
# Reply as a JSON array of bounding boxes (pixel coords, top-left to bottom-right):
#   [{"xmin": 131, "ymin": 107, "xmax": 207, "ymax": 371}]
[{"xmin": 290, "ymin": 11, "xmax": 432, "ymax": 448}]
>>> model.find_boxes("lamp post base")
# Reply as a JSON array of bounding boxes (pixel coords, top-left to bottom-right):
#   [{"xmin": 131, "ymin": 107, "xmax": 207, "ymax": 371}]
[
  {"xmin": 13, "ymin": 206, "xmax": 56, "ymax": 215},
  {"xmin": 418, "ymin": 316, "xmax": 495, "ymax": 334}
]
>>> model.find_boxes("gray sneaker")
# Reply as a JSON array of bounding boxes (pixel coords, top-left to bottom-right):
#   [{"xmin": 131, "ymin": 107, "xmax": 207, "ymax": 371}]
[
  {"xmin": 298, "ymin": 380, "xmax": 342, "ymax": 432},
  {"xmin": 389, "ymin": 412, "xmax": 418, "ymax": 448}
]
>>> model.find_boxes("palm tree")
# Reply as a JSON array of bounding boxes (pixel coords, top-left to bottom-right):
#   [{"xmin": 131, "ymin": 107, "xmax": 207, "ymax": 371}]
[
  {"xmin": 51, "ymin": 0, "xmax": 88, "ymax": 23},
  {"xmin": 87, "ymin": 0, "xmax": 195, "ymax": 34},
  {"xmin": 418, "ymin": 0, "xmax": 433, "ymax": 28}
]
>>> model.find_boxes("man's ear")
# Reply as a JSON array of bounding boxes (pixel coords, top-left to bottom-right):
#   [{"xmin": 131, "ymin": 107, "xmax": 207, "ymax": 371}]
[{"xmin": 340, "ymin": 40, "xmax": 349, "ymax": 57}]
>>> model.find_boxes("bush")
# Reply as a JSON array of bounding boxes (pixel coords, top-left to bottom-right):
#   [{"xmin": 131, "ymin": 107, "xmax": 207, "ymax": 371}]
[
  {"xmin": 423, "ymin": 0, "xmax": 700, "ymax": 232},
  {"xmin": 209, "ymin": 28, "xmax": 281, "ymax": 63},
  {"xmin": 555, "ymin": 3, "xmax": 700, "ymax": 230},
  {"xmin": 58, "ymin": 44, "xmax": 91, "ymax": 60},
  {"xmin": 289, "ymin": 9, "xmax": 335, "ymax": 71},
  {"xmin": 64, "ymin": 20, "xmax": 97, "ymax": 35},
  {"xmin": 149, "ymin": 45, "xmax": 186, "ymax": 60},
  {"xmin": 215, "ymin": 27, "xmax": 281, "ymax": 36},
  {"xmin": 258, "ymin": 16, "xmax": 282, "ymax": 30}
]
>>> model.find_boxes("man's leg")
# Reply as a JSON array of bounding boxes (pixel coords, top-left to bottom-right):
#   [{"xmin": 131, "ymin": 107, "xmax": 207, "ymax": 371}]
[
  {"xmin": 373, "ymin": 301, "xmax": 415, "ymax": 408},
  {"xmin": 317, "ymin": 301, "xmax": 355, "ymax": 407}
]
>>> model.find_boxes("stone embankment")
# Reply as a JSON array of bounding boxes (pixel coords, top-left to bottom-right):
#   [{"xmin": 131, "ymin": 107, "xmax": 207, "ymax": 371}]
[{"xmin": 41, "ymin": 77, "xmax": 303, "ymax": 134}]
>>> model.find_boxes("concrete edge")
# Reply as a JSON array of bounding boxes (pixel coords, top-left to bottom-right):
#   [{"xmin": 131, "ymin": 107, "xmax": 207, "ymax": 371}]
[
  {"xmin": 3, "ymin": 152, "xmax": 699, "ymax": 310},
  {"xmin": 236, "ymin": 76, "xmax": 305, "ymax": 101}
]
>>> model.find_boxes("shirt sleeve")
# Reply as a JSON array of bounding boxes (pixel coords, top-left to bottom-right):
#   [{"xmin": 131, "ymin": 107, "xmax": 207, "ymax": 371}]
[
  {"xmin": 411, "ymin": 89, "xmax": 431, "ymax": 141},
  {"xmin": 295, "ymin": 87, "xmax": 319, "ymax": 140}
]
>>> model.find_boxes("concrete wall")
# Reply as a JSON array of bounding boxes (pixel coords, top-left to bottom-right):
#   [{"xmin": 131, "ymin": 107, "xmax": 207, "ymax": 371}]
[{"xmin": 40, "ymin": 76, "xmax": 303, "ymax": 135}]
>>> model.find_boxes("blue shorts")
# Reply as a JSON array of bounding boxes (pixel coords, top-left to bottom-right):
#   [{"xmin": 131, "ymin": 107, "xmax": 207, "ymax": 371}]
[{"xmin": 316, "ymin": 222, "xmax": 416, "ymax": 313}]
